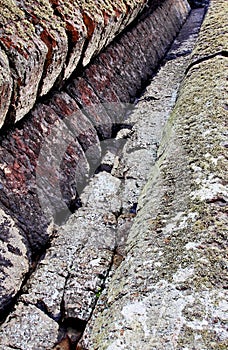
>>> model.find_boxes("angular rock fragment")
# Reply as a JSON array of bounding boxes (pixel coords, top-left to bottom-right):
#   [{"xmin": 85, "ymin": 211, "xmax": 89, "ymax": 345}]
[
  {"xmin": 0, "ymin": 209, "xmax": 29, "ymax": 315},
  {"xmin": 63, "ymin": 208, "xmax": 117, "ymax": 321},
  {"xmin": 0, "ymin": 302, "xmax": 59, "ymax": 350},
  {"xmin": 80, "ymin": 172, "xmax": 122, "ymax": 212},
  {"xmin": 19, "ymin": 206, "xmax": 117, "ymax": 325}
]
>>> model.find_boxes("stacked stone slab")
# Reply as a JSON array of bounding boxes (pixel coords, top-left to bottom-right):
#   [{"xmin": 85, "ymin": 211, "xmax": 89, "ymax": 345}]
[
  {"xmin": 0, "ymin": 0, "xmax": 190, "ymax": 319},
  {"xmin": 77, "ymin": 0, "xmax": 228, "ymax": 348},
  {"xmin": 0, "ymin": 0, "xmax": 160, "ymax": 128},
  {"xmin": 0, "ymin": 6, "xmax": 208, "ymax": 348}
]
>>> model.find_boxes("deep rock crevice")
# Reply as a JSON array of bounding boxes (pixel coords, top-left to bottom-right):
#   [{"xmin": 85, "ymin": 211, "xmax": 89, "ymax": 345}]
[
  {"xmin": 1, "ymin": 1, "xmax": 224, "ymax": 349},
  {"xmin": 76, "ymin": 1, "xmax": 227, "ymax": 348}
]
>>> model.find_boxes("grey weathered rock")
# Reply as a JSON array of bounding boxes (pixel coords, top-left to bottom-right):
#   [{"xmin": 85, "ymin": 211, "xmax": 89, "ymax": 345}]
[
  {"xmin": 112, "ymin": 7, "xmax": 205, "ymax": 213},
  {"xmin": 0, "ymin": 302, "xmax": 59, "ymax": 350},
  {"xmin": 20, "ymin": 205, "xmax": 117, "ymax": 323},
  {"xmin": 80, "ymin": 172, "xmax": 122, "ymax": 213},
  {"xmin": 79, "ymin": 2, "xmax": 228, "ymax": 348},
  {"xmin": 0, "ymin": 209, "xmax": 29, "ymax": 314},
  {"xmin": 0, "ymin": 50, "xmax": 12, "ymax": 129},
  {"xmin": 191, "ymin": 0, "xmax": 228, "ymax": 61}
]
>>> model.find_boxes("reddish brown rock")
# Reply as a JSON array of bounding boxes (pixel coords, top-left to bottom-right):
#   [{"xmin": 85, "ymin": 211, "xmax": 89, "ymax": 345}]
[
  {"xmin": 75, "ymin": 0, "xmax": 126, "ymax": 66},
  {"xmin": 48, "ymin": 0, "xmax": 87, "ymax": 80},
  {"xmin": 66, "ymin": 77, "xmax": 113, "ymax": 138},
  {"xmin": 14, "ymin": 0, "xmax": 68, "ymax": 96},
  {"xmin": 119, "ymin": 30, "xmax": 153, "ymax": 84},
  {"xmin": 87, "ymin": 53, "xmax": 130, "ymax": 105},
  {"xmin": 0, "ymin": 0, "xmax": 48, "ymax": 124},
  {"xmin": 0, "ymin": 0, "xmax": 154, "ymax": 129},
  {"xmin": 48, "ymin": 92, "xmax": 101, "ymax": 170},
  {"xmin": 0, "ymin": 100, "xmax": 92, "ymax": 251}
]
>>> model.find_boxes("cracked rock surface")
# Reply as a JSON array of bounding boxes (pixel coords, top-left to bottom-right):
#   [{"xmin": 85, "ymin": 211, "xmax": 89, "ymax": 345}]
[
  {"xmin": 0, "ymin": 3, "xmax": 209, "ymax": 349},
  {"xmin": 0, "ymin": 302, "xmax": 59, "ymax": 350},
  {"xmin": 0, "ymin": 209, "xmax": 29, "ymax": 313},
  {"xmin": 0, "ymin": 0, "xmax": 190, "ymax": 317},
  {"xmin": 78, "ymin": 1, "xmax": 228, "ymax": 348},
  {"xmin": 0, "ymin": 0, "xmax": 160, "ymax": 129}
]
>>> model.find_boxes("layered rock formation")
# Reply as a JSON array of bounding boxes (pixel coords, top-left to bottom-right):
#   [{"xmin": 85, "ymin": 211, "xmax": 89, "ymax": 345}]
[
  {"xmin": 0, "ymin": 0, "xmax": 166, "ymax": 129},
  {"xmin": 0, "ymin": 0, "xmax": 190, "ymax": 320},
  {"xmin": 78, "ymin": 0, "xmax": 228, "ymax": 348},
  {"xmin": 0, "ymin": 0, "xmax": 227, "ymax": 349}
]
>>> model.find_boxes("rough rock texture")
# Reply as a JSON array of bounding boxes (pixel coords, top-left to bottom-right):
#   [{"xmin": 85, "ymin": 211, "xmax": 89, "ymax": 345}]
[
  {"xmin": 0, "ymin": 302, "xmax": 59, "ymax": 350},
  {"xmin": 0, "ymin": 4, "xmax": 207, "ymax": 349},
  {"xmin": 0, "ymin": 0, "xmax": 159, "ymax": 128},
  {"xmin": 190, "ymin": 0, "xmax": 228, "ymax": 61},
  {"xmin": 78, "ymin": 1, "xmax": 228, "ymax": 348},
  {"xmin": 0, "ymin": 209, "xmax": 29, "ymax": 313},
  {"xmin": 0, "ymin": 50, "xmax": 12, "ymax": 129},
  {"xmin": 0, "ymin": 0, "xmax": 47, "ymax": 123},
  {"xmin": 0, "ymin": 0, "xmax": 190, "ymax": 317}
]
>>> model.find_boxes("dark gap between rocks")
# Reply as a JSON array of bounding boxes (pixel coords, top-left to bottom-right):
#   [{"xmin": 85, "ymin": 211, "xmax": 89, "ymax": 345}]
[
  {"xmin": 0, "ymin": 227, "xmax": 57, "ymax": 325},
  {"xmin": 0, "ymin": 2, "xmax": 208, "ymax": 343},
  {"xmin": 70, "ymin": 6, "xmax": 208, "ymax": 348}
]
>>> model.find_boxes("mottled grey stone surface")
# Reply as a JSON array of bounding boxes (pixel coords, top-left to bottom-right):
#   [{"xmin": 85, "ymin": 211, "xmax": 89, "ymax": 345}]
[
  {"xmin": 191, "ymin": 0, "xmax": 228, "ymax": 61},
  {"xmin": 0, "ymin": 50, "xmax": 12, "ymax": 128},
  {"xmin": 81, "ymin": 58, "xmax": 228, "ymax": 348},
  {"xmin": 0, "ymin": 0, "xmax": 191, "ymax": 323},
  {"xmin": 2, "ymin": 1, "xmax": 219, "ymax": 349},
  {"xmin": 0, "ymin": 302, "xmax": 59, "ymax": 350},
  {"xmin": 79, "ymin": 1, "xmax": 228, "ymax": 348},
  {"xmin": 0, "ymin": 209, "xmax": 29, "ymax": 313}
]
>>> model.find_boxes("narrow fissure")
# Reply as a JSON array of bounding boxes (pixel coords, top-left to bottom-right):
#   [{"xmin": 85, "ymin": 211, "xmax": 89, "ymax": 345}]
[
  {"xmin": 69, "ymin": 6, "xmax": 208, "ymax": 347},
  {"xmin": 0, "ymin": 2, "xmax": 210, "ymax": 348},
  {"xmin": 0, "ymin": 227, "xmax": 57, "ymax": 325},
  {"xmin": 185, "ymin": 50, "xmax": 228, "ymax": 75}
]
